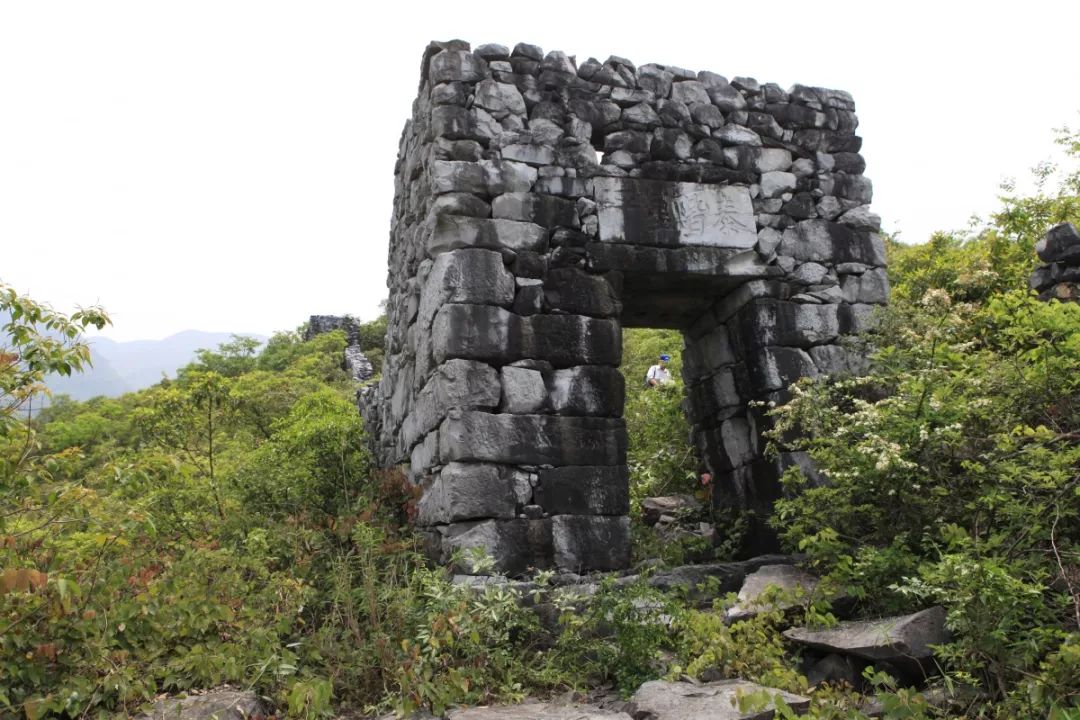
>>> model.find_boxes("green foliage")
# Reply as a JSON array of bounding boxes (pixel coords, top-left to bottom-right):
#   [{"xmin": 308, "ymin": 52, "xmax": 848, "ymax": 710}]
[
  {"xmin": 391, "ymin": 560, "xmax": 545, "ymax": 715},
  {"xmin": 549, "ymin": 575, "xmax": 684, "ymax": 696},
  {"xmin": 762, "ymin": 131, "xmax": 1080, "ymax": 716},
  {"xmin": 621, "ymin": 328, "xmax": 698, "ymax": 502},
  {"xmin": 0, "ymin": 296, "xmax": 399, "ymax": 718}
]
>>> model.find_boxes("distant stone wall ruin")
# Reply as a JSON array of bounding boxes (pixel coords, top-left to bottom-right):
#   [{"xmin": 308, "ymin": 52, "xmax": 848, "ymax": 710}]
[{"xmin": 361, "ymin": 40, "xmax": 886, "ymax": 575}]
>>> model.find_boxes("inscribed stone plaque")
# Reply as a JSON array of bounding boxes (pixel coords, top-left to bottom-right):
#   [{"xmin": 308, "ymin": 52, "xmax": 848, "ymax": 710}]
[{"xmin": 594, "ymin": 176, "xmax": 756, "ymax": 249}]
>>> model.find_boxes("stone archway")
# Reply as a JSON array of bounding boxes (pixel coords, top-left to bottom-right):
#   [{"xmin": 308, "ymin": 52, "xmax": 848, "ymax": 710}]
[{"xmin": 362, "ymin": 40, "xmax": 886, "ymax": 575}]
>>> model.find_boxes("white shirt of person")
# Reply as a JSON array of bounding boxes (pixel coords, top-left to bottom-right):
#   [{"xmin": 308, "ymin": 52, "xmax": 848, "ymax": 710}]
[{"xmin": 646, "ymin": 364, "xmax": 672, "ymax": 386}]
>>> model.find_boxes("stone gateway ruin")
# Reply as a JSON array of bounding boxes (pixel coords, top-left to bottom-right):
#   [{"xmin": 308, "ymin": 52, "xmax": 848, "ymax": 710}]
[{"xmin": 362, "ymin": 40, "xmax": 887, "ymax": 575}]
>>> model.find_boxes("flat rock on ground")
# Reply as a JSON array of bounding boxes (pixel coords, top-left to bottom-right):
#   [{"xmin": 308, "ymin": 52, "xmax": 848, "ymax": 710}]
[
  {"xmin": 641, "ymin": 495, "xmax": 701, "ymax": 525},
  {"xmin": 725, "ymin": 564, "xmax": 819, "ymax": 621},
  {"xmin": 446, "ymin": 703, "xmax": 630, "ymax": 719},
  {"xmin": 134, "ymin": 689, "xmax": 268, "ymax": 720},
  {"xmin": 783, "ymin": 606, "xmax": 948, "ymax": 662},
  {"xmin": 628, "ymin": 679, "xmax": 810, "ymax": 719}
]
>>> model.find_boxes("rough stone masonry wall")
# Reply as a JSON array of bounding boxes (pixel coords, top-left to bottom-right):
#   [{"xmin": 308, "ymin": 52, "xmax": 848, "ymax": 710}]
[{"xmin": 361, "ymin": 40, "xmax": 887, "ymax": 575}]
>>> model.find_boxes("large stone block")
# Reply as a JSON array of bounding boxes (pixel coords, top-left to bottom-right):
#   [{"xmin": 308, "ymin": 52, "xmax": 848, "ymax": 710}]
[
  {"xmin": 432, "ymin": 304, "xmax": 514, "ymax": 362},
  {"xmin": 594, "ymin": 177, "xmax": 756, "ymax": 249},
  {"xmin": 629, "ymin": 680, "xmax": 809, "ymax": 720},
  {"xmin": 431, "ymin": 160, "xmax": 488, "ymax": 195},
  {"xmin": 430, "ymin": 105, "xmax": 481, "ymax": 141},
  {"xmin": 778, "ymin": 220, "xmax": 886, "ymax": 265},
  {"xmin": 433, "ymin": 304, "xmax": 622, "ymax": 366},
  {"xmin": 547, "ymin": 365, "xmax": 625, "ymax": 416},
  {"xmin": 428, "ymin": 215, "xmax": 548, "ymax": 255},
  {"xmin": 720, "ymin": 417, "xmax": 757, "ymax": 468},
  {"xmin": 709, "ymin": 368, "xmax": 742, "ymax": 409},
  {"xmin": 492, "ymin": 192, "xmax": 578, "ymax": 228},
  {"xmin": 429, "ymin": 192, "xmax": 491, "ymax": 219},
  {"xmin": 784, "ymin": 606, "xmax": 949, "ymax": 663},
  {"xmin": 552, "ymin": 515, "xmax": 631, "ymax": 572},
  {"xmin": 585, "ymin": 244, "xmax": 777, "ymax": 280},
  {"xmin": 534, "ymin": 466, "xmax": 629, "ymax": 515},
  {"xmin": 401, "ymin": 359, "xmax": 501, "ymax": 449},
  {"xmin": 840, "ymin": 267, "xmax": 890, "ymax": 304},
  {"xmin": 440, "ymin": 518, "xmax": 553, "ymax": 575},
  {"xmin": 417, "ymin": 462, "xmax": 518, "ymax": 524},
  {"xmin": 543, "ymin": 267, "xmax": 620, "ymax": 317},
  {"xmin": 439, "ymin": 411, "xmax": 628, "ymax": 466},
  {"xmin": 684, "ymin": 324, "xmax": 736, "ymax": 378},
  {"xmin": 1036, "ymin": 222, "xmax": 1080, "ymax": 263},
  {"xmin": 817, "ymin": 173, "xmax": 873, "ymax": 204},
  {"xmin": 500, "ymin": 143, "xmax": 556, "ymax": 166},
  {"xmin": 739, "ymin": 299, "xmax": 840, "ymax": 348},
  {"xmin": 428, "ymin": 50, "xmax": 488, "ymax": 85},
  {"xmin": 409, "ymin": 430, "xmax": 440, "ymax": 482},
  {"xmin": 447, "ymin": 704, "xmax": 628, "ymax": 720},
  {"xmin": 473, "ymin": 79, "xmax": 527, "ymax": 118},
  {"xmin": 748, "ymin": 346, "xmax": 818, "ymax": 392},
  {"xmin": 526, "ymin": 313, "xmax": 622, "ymax": 366},
  {"xmin": 433, "ymin": 359, "xmax": 501, "ymax": 410},
  {"xmin": 418, "ymin": 248, "xmax": 515, "ymax": 328},
  {"xmin": 499, "ymin": 365, "xmax": 547, "ymax": 413}
]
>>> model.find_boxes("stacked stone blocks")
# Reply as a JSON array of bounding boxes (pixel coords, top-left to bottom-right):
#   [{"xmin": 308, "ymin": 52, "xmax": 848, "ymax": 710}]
[
  {"xmin": 362, "ymin": 40, "xmax": 886, "ymax": 574},
  {"xmin": 1030, "ymin": 222, "xmax": 1080, "ymax": 302}
]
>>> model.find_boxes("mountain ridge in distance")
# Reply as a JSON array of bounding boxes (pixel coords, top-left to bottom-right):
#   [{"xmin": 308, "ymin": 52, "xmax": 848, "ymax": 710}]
[{"xmin": 45, "ymin": 329, "xmax": 269, "ymax": 401}]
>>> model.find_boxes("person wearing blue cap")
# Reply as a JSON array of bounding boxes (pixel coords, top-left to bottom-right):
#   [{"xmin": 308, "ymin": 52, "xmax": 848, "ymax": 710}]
[{"xmin": 646, "ymin": 353, "xmax": 673, "ymax": 387}]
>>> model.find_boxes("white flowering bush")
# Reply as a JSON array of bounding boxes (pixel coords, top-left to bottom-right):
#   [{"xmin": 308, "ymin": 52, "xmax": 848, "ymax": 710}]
[{"xmin": 766, "ymin": 285, "xmax": 1080, "ymax": 715}]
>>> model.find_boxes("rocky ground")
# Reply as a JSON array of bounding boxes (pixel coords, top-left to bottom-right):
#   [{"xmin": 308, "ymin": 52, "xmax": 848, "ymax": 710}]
[{"xmin": 139, "ymin": 543, "xmax": 953, "ymax": 720}]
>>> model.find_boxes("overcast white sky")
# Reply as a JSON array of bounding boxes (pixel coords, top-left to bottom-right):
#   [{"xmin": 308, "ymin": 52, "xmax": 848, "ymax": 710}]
[{"xmin": 2, "ymin": 1, "xmax": 1078, "ymax": 341}]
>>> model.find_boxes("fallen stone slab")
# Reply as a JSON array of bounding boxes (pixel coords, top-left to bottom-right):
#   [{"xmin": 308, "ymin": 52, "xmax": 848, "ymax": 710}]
[
  {"xmin": 783, "ymin": 606, "xmax": 949, "ymax": 663},
  {"xmin": 628, "ymin": 679, "xmax": 810, "ymax": 719},
  {"xmin": 626, "ymin": 554, "xmax": 797, "ymax": 599},
  {"xmin": 447, "ymin": 702, "xmax": 631, "ymax": 719},
  {"xmin": 725, "ymin": 564, "xmax": 819, "ymax": 621},
  {"xmin": 134, "ymin": 689, "xmax": 268, "ymax": 720},
  {"xmin": 641, "ymin": 494, "xmax": 701, "ymax": 525}
]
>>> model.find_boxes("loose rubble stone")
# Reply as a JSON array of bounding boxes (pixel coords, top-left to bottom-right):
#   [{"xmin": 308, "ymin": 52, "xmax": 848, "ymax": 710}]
[
  {"xmin": 784, "ymin": 606, "xmax": 950, "ymax": 662},
  {"xmin": 629, "ymin": 679, "xmax": 810, "ymax": 720},
  {"xmin": 453, "ymin": 706, "xmax": 624, "ymax": 720},
  {"xmin": 134, "ymin": 690, "xmax": 268, "ymax": 720},
  {"xmin": 726, "ymin": 564, "xmax": 820, "ymax": 620},
  {"xmin": 641, "ymin": 494, "xmax": 701, "ymax": 525}
]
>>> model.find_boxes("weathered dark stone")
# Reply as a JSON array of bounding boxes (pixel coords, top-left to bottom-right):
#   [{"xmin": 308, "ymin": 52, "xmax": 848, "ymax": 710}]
[
  {"xmin": 134, "ymin": 690, "xmax": 268, "ymax": 720},
  {"xmin": 552, "ymin": 515, "xmax": 630, "ymax": 571},
  {"xmin": 440, "ymin": 518, "xmax": 553, "ymax": 575},
  {"xmin": 428, "ymin": 50, "xmax": 488, "ymax": 85},
  {"xmin": 439, "ymin": 411, "xmax": 627, "ymax": 466},
  {"xmin": 543, "ymin": 267, "xmax": 619, "ymax": 317},
  {"xmin": 738, "ymin": 299, "xmax": 840, "ymax": 348},
  {"xmin": 629, "ymin": 680, "xmax": 809, "ymax": 720},
  {"xmin": 418, "ymin": 462, "xmax": 518, "ymax": 524},
  {"xmin": 534, "ymin": 465, "xmax": 629, "ymax": 515},
  {"xmin": 784, "ymin": 607, "xmax": 950, "ymax": 663},
  {"xmin": 492, "ymin": 192, "xmax": 578, "ymax": 227},
  {"xmin": 547, "ymin": 365, "xmax": 625, "ymax": 416},
  {"xmin": 448, "ymin": 704, "xmax": 629, "ymax": 720},
  {"xmin": 1036, "ymin": 222, "xmax": 1080, "ymax": 263}
]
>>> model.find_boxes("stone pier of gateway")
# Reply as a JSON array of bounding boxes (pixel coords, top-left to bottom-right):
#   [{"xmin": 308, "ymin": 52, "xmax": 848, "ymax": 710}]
[{"xmin": 361, "ymin": 40, "xmax": 887, "ymax": 575}]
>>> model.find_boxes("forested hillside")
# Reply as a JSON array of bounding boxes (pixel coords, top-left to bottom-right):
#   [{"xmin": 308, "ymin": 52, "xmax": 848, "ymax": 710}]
[{"xmin": 2, "ymin": 130, "xmax": 1079, "ymax": 718}]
